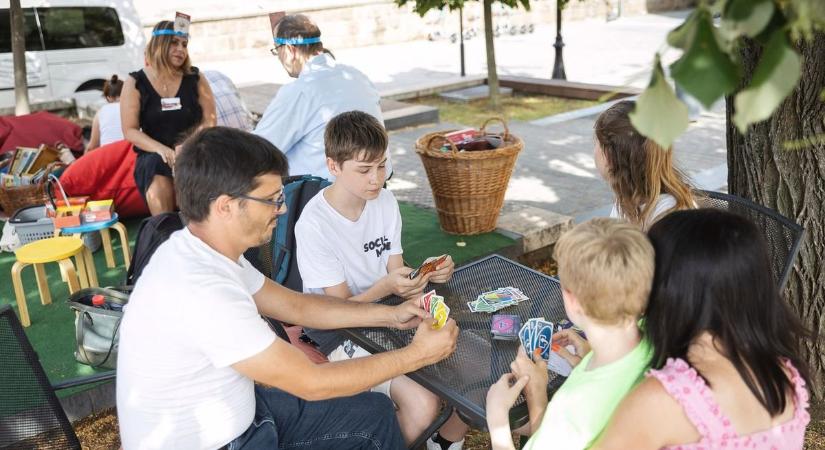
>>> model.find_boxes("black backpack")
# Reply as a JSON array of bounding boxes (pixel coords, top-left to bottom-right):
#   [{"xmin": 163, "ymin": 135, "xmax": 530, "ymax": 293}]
[{"xmin": 125, "ymin": 212, "xmax": 184, "ymax": 285}]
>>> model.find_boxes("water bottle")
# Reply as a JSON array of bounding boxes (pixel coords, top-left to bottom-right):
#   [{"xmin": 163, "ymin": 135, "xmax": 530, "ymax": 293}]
[{"xmin": 91, "ymin": 294, "xmax": 110, "ymax": 310}]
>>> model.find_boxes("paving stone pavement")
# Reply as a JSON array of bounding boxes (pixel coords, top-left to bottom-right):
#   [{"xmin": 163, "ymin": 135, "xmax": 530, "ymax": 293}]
[{"xmin": 386, "ymin": 102, "xmax": 727, "ymax": 221}]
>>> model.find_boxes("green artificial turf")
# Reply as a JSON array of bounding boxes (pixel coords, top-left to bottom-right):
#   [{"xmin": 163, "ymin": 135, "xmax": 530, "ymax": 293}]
[
  {"xmin": 398, "ymin": 201, "xmax": 516, "ymax": 267},
  {"xmin": 0, "ymin": 202, "xmax": 515, "ymax": 393}
]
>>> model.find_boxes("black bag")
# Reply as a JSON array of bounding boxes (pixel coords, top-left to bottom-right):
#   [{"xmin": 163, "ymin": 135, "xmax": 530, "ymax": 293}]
[
  {"xmin": 126, "ymin": 212, "xmax": 184, "ymax": 285},
  {"xmin": 67, "ymin": 287, "xmax": 130, "ymax": 369}
]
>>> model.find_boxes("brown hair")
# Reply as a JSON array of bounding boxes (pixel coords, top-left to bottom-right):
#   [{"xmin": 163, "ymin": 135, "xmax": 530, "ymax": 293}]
[
  {"xmin": 553, "ymin": 218, "xmax": 654, "ymax": 325},
  {"xmin": 103, "ymin": 74, "xmax": 123, "ymax": 98},
  {"xmin": 594, "ymin": 100, "xmax": 696, "ymax": 229},
  {"xmin": 275, "ymin": 14, "xmax": 330, "ymax": 58},
  {"xmin": 145, "ymin": 21, "xmax": 193, "ymax": 76},
  {"xmin": 324, "ymin": 111, "xmax": 387, "ymax": 166}
]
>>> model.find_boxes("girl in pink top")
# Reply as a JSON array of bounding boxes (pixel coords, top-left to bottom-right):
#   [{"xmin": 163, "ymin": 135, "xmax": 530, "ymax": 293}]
[{"xmin": 594, "ymin": 209, "xmax": 811, "ymax": 450}]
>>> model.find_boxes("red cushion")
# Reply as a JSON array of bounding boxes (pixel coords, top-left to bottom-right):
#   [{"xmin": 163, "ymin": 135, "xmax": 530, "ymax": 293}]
[
  {"xmin": 59, "ymin": 140, "xmax": 149, "ymax": 218},
  {"xmin": 0, "ymin": 111, "xmax": 83, "ymax": 154}
]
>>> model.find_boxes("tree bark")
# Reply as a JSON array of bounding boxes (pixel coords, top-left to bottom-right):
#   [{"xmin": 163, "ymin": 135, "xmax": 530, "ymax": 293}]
[
  {"xmin": 483, "ymin": 0, "xmax": 500, "ymax": 109},
  {"xmin": 727, "ymin": 32, "xmax": 825, "ymax": 398},
  {"xmin": 10, "ymin": 0, "xmax": 30, "ymax": 116}
]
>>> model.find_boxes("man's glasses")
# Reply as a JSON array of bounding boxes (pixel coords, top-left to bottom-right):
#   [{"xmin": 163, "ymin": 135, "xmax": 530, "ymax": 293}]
[
  {"xmin": 270, "ymin": 45, "xmax": 285, "ymax": 56},
  {"xmin": 236, "ymin": 191, "xmax": 286, "ymax": 210}
]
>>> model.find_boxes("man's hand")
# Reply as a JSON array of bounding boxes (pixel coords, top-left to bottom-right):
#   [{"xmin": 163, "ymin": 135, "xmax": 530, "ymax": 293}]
[
  {"xmin": 510, "ymin": 347, "xmax": 549, "ymax": 405},
  {"xmin": 383, "ymin": 266, "xmax": 430, "ymax": 300},
  {"xmin": 409, "ymin": 317, "xmax": 458, "ymax": 366},
  {"xmin": 389, "ymin": 300, "xmax": 427, "ymax": 330},
  {"xmin": 552, "ymin": 329, "xmax": 590, "ymax": 368},
  {"xmin": 427, "ymin": 254, "xmax": 455, "ymax": 284}
]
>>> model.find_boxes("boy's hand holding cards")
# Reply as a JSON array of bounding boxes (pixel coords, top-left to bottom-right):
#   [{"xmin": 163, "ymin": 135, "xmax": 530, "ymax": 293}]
[
  {"xmin": 419, "ymin": 290, "xmax": 450, "ymax": 329},
  {"xmin": 519, "ymin": 317, "xmax": 577, "ymax": 377},
  {"xmin": 409, "ymin": 255, "xmax": 448, "ymax": 280}
]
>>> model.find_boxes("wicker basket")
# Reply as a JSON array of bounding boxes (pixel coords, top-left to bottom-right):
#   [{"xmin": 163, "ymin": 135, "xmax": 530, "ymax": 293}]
[
  {"xmin": 415, "ymin": 118, "xmax": 523, "ymax": 235},
  {"xmin": 0, "ymin": 162, "xmax": 63, "ymax": 217}
]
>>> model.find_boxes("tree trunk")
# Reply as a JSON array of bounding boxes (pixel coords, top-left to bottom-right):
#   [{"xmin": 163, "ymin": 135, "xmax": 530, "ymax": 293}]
[
  {"xmin": 482, "ymin": 0, "xmax": 500, "ymax": 109},
  {"xmin": 727, "ymin": 32, "xmax": 825, "ymax": 398},
  {"xmin": 10, "ymin": 0, "xmax": 30, "ymax": 116}
]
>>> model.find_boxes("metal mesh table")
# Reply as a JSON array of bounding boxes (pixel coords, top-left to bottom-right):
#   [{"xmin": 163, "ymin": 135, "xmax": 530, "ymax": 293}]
[{"xmin": 342, "ymin": 254, "xmax": 568, "ymax": 429}]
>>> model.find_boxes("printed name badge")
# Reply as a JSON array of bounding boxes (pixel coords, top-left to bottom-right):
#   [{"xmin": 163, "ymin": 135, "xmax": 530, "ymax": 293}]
[{"xmin": 161, "ymin": 97, "xmax": 182, "ymax": 111}]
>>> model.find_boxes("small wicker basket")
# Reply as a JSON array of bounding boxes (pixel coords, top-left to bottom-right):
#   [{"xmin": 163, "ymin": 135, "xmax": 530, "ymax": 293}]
[
  {"xmin": 0, "ymin": 162, "xmax": 63, "ymax": 217},
  {"xmin": 415, "ymin": 118, "xmax": 523, "ymax": 235}
]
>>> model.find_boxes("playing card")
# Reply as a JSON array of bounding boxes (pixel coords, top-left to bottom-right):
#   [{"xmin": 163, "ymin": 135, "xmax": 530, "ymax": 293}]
[
  {"xmin": 410, "ymin": 255, "xmax": 448, "ymax": 280},
  {"xmin": 519, "ymin": 320, "xmax": 533, "ymax": 354},
  {"xmin": 420, "ymin": 290, "xmax": 436, "ymax": 310},
  {"xmin": 533, "ymin": 320, "xmax": 555, "ymax": 360},
  {"xmin": 432, "ymin": 301, "xmax": 450, "ymax": 329},
  {"xmin": 547, "ymin": 344, "xmax": 573, "ymax": 376},
  {"xmin": 429, "ymin": 296, "xmax": 444, "ymax": 316}
]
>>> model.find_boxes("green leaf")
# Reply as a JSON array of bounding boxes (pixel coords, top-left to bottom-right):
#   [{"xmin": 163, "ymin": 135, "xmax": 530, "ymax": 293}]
[
  {"xmin": 670, "ymin": 10, "xmax": 740, "ymax": 109},
  {"xmin": 733, "ymin": 31, "xmax": 802, "ymax": 133},
  {"xmin": 725, "ymin": 0, "xmax": 775, "ymax": 38},
  {"xmin": 630, "ymin": 55, "xmax": 690, "ymax": 149},
  {"xmin": 667, "ymin": 10, "xmax": 699, "ymax": 50},
  {"xmin": 788, "ymin": 0, "xmax": 825, "ymax": 40}
]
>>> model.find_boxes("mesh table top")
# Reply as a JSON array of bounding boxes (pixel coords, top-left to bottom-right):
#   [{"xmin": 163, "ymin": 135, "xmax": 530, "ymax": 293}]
[{"xmin": 342, "ymin": 254, "xmax": 568, "ymax": 429}]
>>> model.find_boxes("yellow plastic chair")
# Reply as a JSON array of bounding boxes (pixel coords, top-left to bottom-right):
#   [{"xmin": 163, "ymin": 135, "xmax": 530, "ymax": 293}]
[{"xmin": 11, "ymin": 237, "xmax": 97, "ymax": 327}]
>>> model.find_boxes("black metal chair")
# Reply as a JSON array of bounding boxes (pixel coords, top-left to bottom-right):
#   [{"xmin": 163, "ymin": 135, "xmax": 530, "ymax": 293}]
[
  {"xmin": 699, "ymin": 190, "xmax": 805, "ymax": 291},
  {"xmin": 0, "ymin": 305, "xmax": 115, "ymax": 450}
]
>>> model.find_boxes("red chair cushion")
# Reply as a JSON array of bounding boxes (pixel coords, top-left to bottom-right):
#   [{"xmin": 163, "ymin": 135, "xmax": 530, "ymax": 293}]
[
  {"xmin": 0, "ymin": 111, "xmax": 83, "ymax": 154},
  {"xmin": 59, "ymin": 140, "xmax": 148, "ymax": 218}
]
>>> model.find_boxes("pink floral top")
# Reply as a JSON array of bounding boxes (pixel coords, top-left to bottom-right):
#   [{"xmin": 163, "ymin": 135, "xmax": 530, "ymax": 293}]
[{"xmin": 648, "ymin": 358, "xmax": 810, "ymax": 450}]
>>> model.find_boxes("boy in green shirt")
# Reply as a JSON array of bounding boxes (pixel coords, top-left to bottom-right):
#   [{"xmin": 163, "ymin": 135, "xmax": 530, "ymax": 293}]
[{"xmin": 486, "ymin": 218, "xmax": 654, "ymax": 450}]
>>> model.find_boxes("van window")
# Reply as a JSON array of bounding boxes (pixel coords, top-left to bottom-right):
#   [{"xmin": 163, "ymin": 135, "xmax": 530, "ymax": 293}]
[
  {"xmin": 0, "ymin": 9, "xmax": 44, "ymax": 53},
  {"xmin": 37, "ymin": 7, "xmax": 124, "ymax": 50}
]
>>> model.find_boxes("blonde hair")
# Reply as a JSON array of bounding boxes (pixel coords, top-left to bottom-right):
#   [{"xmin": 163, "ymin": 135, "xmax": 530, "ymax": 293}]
[
  {"xmin": 145, "ymin": 21, "xmax": 192, "ymax": 76},
  {"xmin": 553, "ymin": 218, "xmax": 654, "ymax": 325},
  {"xmin": 595, "ymin": 100, "xmax": 696, "ymax": 229}
]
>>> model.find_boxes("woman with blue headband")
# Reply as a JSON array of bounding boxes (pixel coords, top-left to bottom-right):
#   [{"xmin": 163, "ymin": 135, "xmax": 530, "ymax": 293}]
[
  {"xmin": 121, "ymin": 20, "xmax": 217, "ymax": 215},
  {"xmin": 253, "ymin": 14, "xmax": 392, "ymax": 181}
]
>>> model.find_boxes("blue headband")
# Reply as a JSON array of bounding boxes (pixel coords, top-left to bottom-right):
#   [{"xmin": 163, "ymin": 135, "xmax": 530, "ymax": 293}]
[
  {"xmin": 274, "ymin": 36, "xmax": 321, "ymax": 45},
  {"xmin": 153, "ymin": 29, "xmax": 188, "ymax": 38}
]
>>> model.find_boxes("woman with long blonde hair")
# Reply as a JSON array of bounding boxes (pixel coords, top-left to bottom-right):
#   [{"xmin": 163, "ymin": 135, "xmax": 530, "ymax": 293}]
[
  {"xmin": 121, "ymin": 20, "xmax": 216, "ymax": 215},
  {"xmin": 594, "ymin": 100, "xmax": 695, "ymax": 229}
]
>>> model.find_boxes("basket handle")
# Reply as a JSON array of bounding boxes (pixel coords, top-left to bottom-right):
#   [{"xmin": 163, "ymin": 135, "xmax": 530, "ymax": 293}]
[
  {"xmin": 425, "ymin": 134, "xmax": 460, "ymax": 155},
  {"xmin": 480, "ymin": 117, "xmax": 510, "ymax": 140}
]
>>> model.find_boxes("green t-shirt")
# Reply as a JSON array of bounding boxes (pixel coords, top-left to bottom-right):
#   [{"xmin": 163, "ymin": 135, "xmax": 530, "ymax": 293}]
[{"xmin": 522, "ymin": 338, "xmax": 651, "ymax": 450}]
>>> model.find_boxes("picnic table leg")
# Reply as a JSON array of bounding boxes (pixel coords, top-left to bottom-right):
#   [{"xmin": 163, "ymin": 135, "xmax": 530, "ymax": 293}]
[{"xmin": 409, "ymin": 405, "xmax": 454, "ymax": 450}]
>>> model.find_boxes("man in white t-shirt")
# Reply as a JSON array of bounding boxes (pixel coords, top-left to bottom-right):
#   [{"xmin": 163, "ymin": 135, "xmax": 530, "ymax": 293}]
[
  {"xmin": 295, "ymin": 112, "xmax": 469, "ymax": 450},
  {"xmin": 116, "ymin": 126, "xmax": 459, "ymax": 450}
]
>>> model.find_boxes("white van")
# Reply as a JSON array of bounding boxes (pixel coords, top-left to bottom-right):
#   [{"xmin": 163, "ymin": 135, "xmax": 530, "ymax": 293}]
[{"xmin": 0, "ymin": 0, "xmax": 144, "ymax": 111}]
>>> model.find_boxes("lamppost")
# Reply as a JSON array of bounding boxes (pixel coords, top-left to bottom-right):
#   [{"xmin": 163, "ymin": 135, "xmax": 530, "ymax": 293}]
[
  {"xmin": 459, "ymin": 6, "xmax": 466, "ymax": 77},
  {"xmin": 552, "ymin": 0, "xmax": 566, "ymax": 80}
]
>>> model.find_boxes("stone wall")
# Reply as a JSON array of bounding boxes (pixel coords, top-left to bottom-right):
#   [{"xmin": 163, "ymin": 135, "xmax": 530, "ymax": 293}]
[{"xmin": 142, "ymin": 0, "xmax": 696, "ymax": 62}]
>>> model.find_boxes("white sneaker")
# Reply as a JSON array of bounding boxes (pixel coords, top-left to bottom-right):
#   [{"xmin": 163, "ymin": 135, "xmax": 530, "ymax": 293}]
[{"xmin": 425, "ymin": 435, "xmax": 464, "ymax": 450}]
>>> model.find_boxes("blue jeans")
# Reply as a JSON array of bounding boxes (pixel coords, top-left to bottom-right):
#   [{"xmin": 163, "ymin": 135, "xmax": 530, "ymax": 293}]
[{"xmin": 229, "ymin": 385, "xmax": 405, "ymax": 449}]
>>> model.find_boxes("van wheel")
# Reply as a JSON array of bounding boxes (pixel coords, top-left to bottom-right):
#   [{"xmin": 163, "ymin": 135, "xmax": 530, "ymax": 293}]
[{"xmin": 75, "ymin": 79, "xmax": 105, "ymax": 92}]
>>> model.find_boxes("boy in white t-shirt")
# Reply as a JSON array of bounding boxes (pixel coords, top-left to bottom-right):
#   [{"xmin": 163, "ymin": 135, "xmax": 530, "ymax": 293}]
[{"xmin": 296, "ymin": 111, "xmax": 469, "ymax": 449}]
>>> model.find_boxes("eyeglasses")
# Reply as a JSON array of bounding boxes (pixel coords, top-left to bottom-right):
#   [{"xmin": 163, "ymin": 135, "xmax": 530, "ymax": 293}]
[
  {"xmin": 270, "ymin": 45, "xmax": 285, "ymax": 56},
  {"xmin": 236, "ymin": 191, "xmax": 285, "ymax": 210}
]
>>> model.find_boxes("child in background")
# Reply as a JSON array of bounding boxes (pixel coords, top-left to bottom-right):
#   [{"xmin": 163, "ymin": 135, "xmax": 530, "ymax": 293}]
[
  {"xmin": 85, "ymin": 74, "xmax": 125, "ymax": 153},
  {"xmin": 594, "ymin": 100, "xmax": 696, "ymax": 230},
  {"xmin": 486, "ymin": 218, "xmax": 654, "ymax": 450},
  {"xmin": 593, "ymin": 209, "xmax": 811, "ymax": 449}
]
